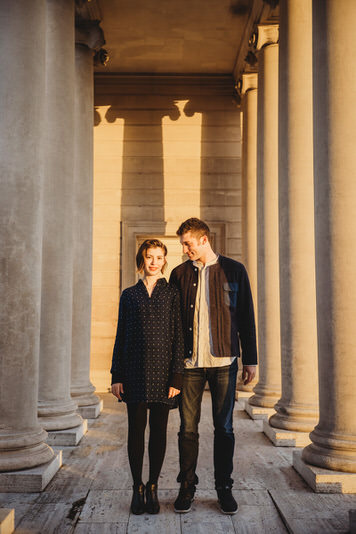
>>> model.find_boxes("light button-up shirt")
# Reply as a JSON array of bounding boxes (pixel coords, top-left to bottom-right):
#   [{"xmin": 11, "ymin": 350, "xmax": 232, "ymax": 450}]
[{"xmin": 185, "ymin": 255, "xmax": 236, "ymax": 368}]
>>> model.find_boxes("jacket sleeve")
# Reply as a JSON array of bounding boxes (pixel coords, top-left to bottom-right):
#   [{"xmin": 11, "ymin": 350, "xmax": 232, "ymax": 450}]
[
  {"xmin": 110, "ymin": 293, "xmax": 127, "ymax": 384},
  {"xmin": 169, "ymin": 289, "xmax": 185, "ymax": 390},
  {"xmin": 169, "ymin": 267, "xmax": 179, "ymax": 290},
  {"xmin": 237, "ymin": 266, "xmax": 258, "ymax": 366}
]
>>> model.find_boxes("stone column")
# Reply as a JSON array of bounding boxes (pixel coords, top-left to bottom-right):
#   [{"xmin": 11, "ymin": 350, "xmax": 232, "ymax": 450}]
[
  {"xmin": 266, "ymin": 0, "xmax": 319, "ymax": 445},
  {"xmin": 71, "ymin": 25, "xmax": 103, "ymax": 417},
  {"xmin": 249, "ymin": 26, "xmax": 281, "ymax": 410},
  {"xmin": 238, "ymin": 73, "xmax": 259, "ymax": 394},
  {"xmin": 38, "ymin": 0, "xmax": 85, "ymax": 440},
  {"xmin": 0, "ymin": 0, "xmax": 54, "ymax": 472},
  {"xmin": 296, "ymin": 0, "xmax": 356, "ymax": 481}
]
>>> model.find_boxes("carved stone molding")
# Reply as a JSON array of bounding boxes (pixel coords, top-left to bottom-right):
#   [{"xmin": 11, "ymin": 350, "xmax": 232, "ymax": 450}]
[
  {"xmin": 75, "ymin": 19, "xmax": 105, "ymax": 51},
  {"xmin": 241, "ymin": 72, "xmax": 258, "ymax": 95},
  {"xmin": 251, "ymin": 24, "xmax": 279, "ymax": 51},
  {"xmin": 263, "ymin": 0, "xmax": 279, "ymax": 8},
  {"xmin": 75, "ymin": 0, "xmax": 102, "ymax": 21}
]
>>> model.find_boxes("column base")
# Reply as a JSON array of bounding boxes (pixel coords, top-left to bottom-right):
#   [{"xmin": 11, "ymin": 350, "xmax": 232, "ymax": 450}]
[
  {"xmin": 350, "ymin": 510, "xmax": 356, "ymax": 534},
  {"xmin": 46, "ymin": 420, "xmax": 88, "ymax": 446},
  {"xmin": 235, "ymin": 389, "xmax": 254, "ymax": 401},
  {"xmin": 263, "ymin": 419, "xmax": 311, "ymax": 447},
  {"xmin": 293, "ymin": 450, "xmax": 356, "ymax": 493},
  {"xmin": 0, "ymin": 452, "xmax": 62, "ymax": 492},
  {"xmin": 244, "ymin": 399, "xmax": 275, "ymax": 420},
  {"xmin": 71, "ymin": 384, "xmax": 101, "ymax": 408},
  {"xmin": 78, "ymin": 398, "xmax": 103, "ymax": 419},
  {"xmin": 0, "ymin": 509, "xmax": 14, "ymax": 534},
  {"xmin": 248, "ymin": 392, "xmax": 280, "ymax": 409}
]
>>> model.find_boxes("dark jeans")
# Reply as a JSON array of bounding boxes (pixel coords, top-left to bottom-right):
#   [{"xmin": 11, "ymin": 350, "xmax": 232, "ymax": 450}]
[{"xmin": 178, "ymin": 359, "xmax": 237, "ymax": 488}]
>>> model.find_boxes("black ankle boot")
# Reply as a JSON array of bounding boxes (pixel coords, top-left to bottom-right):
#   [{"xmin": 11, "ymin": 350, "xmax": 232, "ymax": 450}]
[
  {"xmin": 131, "ymin": 483, "xmax": 145, "ymax": 514},
  {"xmin": 145, "ymin": 482, "xmax": 160, "ymax": 514}
]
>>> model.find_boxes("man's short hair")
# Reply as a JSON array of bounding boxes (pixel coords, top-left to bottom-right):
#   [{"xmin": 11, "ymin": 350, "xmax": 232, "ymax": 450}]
[
  {"xmin": 136, "ymin": 238, "xmax": 168, "ymax": 273},
  {"xmin": 176, "ymin": 218, "xmax": 211, "ymax": 242}
]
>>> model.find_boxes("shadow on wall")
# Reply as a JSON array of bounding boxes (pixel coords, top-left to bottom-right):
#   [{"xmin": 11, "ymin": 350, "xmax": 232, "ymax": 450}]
[{"xmin": 91, "ymin": 83, "xmax": 241, "ymax": 391}]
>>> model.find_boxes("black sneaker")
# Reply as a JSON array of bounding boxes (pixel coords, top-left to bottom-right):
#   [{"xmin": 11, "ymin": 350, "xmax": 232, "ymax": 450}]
[
  {"xmin": 217, "ymin": 486, "xmax": 238, "ymax": 514},
  {"xmin": 130, "ymin": 483, "xmax": 145, "ymax": 515},
  {"xmin": 174, "ymin": 482, "xmax": 195, "ymax": 513}
]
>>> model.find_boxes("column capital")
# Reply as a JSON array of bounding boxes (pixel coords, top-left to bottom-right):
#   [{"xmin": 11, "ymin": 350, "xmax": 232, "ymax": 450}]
[
  {"xmin": 240, "ymin": 72, "xmax": 258, "ymax": 95},
  {"xmin": 75, "ymin": 19, "xmax": 105, "ymax": 51},
  {"xmin": 250, "ymin": 24, "xmax": 279, "ymax": 51}
]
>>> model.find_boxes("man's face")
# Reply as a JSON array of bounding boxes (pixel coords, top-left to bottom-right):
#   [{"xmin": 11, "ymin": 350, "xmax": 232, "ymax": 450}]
[{"xmin": 179, "ymin": 231, "xmax": 206, "ymax": 261}]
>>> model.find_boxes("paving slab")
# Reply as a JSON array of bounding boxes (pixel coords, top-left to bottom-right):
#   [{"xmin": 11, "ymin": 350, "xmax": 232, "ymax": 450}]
[
  {"xmin": 0, "ymin": 394, "xmax": 354, "ymax": 533},
  {"xmin": 269, "ymin": 490, "xmax": 356, "ymax": 534}
]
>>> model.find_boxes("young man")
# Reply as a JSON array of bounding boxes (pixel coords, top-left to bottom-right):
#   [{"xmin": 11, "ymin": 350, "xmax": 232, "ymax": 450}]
[{"xmin": 169, "ymin": 218, "xmax": 257, "ymax": 514}]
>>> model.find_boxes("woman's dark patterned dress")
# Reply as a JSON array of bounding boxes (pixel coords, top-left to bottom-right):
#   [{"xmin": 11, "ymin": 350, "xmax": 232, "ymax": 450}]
[{"xmin": 111, "ymin": 278, "xmax": 184, "ymax": 408}]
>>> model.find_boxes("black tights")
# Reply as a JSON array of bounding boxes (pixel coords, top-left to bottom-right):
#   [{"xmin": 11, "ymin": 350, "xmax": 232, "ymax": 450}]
[{"xmin": 127, "ymin": 402, "xmax": 170, "ymax": 486}]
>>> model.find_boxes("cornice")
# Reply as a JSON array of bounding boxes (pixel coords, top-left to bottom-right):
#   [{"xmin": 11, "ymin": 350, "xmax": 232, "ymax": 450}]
[{"xmin": 94, "ymin": 73, "xmax": 236, "ymax": 97}]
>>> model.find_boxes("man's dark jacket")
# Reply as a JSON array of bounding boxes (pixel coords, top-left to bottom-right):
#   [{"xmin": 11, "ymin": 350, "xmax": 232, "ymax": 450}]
[{"xmin": 169, "ymin": 255, "xmax": 258, "ymax": 366}]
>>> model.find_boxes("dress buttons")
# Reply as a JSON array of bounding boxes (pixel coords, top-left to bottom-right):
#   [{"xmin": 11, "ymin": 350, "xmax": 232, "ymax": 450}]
[
  {"xmin": 189, "ymin": 327, "xmax": 192, "ymax": 331},
  {"xmin": 190, "ymin": 304, "xmax": 194, "ymax": 308},
  {"xmin": 193, "ymin": 283, "xmax": 197, "ymax": 287},
  {"xmin": 189, "ymin": 350, "xmax": 192, "ymax": 354},
  {"xmin": 194, "ymin": 268, "xmax": 197, "ymax": 271}
]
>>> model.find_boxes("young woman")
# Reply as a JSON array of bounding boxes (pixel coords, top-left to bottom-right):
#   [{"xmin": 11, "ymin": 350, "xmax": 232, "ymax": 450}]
[{"xmin": 111, "ymin": 239, "xmax": 184, "ymax": 515}]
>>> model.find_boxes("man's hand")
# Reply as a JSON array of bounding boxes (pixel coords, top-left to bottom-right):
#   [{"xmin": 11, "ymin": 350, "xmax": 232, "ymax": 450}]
[
  {"xmin": 112, "ymin": 382, "xmax": 124, "ymax": 401},
  {"xmin": 242, "ymin": 365, "xmax": 256, "ymax": 385},
  {"xmin": 168, "ymin": 387, "xmax": 180, "ymax": 399}
]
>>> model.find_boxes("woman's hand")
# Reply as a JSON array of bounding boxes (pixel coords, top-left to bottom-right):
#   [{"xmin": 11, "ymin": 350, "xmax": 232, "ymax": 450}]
[
  {"xmin": 112, "ymin": 382, "xmax": 124, "ymax": 401},
  {"xmin": 168, "ymin": 387, "xmax": 180, "ymax": 399}
]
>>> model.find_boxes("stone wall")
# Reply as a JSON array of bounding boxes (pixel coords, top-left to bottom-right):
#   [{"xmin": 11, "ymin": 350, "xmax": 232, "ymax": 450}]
[{"xmin": 91, "ymin": 75, "xmax": 242, "ymax": 391}]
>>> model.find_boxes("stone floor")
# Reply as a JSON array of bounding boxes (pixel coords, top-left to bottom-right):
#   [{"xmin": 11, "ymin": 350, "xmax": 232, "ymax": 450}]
[{"xmin": 1, "ymin": 392, "xmax": 356, "ymax": 533}]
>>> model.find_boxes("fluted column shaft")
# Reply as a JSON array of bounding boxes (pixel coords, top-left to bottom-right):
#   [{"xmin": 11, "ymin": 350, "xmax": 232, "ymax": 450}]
[
  {"xmin": 249, "ymin": 42, "xmax": 281, "ymax": 408},
  {"xmin": 38, "ymin": 0, "xmax": 83, "ymax": 431},
  {"xmin": 71, "ymin": 43, "xmax": 100, "ymax": 408},
  {"xmin": 302, "ymin": 0, "xmax": 356, "ymax": 472},
  {"xmin": 269, "ymin": 0, "xmax": 319, "ymax": 432},
  {"xmin": 0, "ymin": 0, "xmax": 54, "ymax": 470},
  {"xmin": 242, "ymin": 80, "xmax": 258, "ymax": 311},
  {"xmin": 240, "ymin": 76, "xmax": 259, "ymax": 392}
]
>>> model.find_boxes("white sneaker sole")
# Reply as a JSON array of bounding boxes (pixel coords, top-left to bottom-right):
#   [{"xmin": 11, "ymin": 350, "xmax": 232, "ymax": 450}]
[
  {"xmin": 219, "ymin": 504, "xmax": 238, "ymax": 515},
  {"xmin": 174, "ymin": 498, "xmax": 194, "ymax": 513}
]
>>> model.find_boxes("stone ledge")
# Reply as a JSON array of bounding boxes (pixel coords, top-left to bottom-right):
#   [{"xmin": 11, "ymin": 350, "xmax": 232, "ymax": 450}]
[
  {"xmin": 263, "ymin": 419, "xmax": 311, "ymax": 447},
  {"xmin": 293, "ymin": 450, "xmax": 356, "ymax": 494},
  {"xmin": 78, "ymin": 399, "xmax": 103, "ymax": 419},
  {"xmin": 0, "ymin": 452, "xmax": 62, "ymax": 493},
  {"xmin": 244, "ymin": 399, "xmax": 275, "ymax": 420},
  {"xmin": 0, "ymin": 509, "xmax": 14, "ymax": 534},
  {"xmin": 46, "ymin": 420, "xmax": 88, "ymax": 446}
]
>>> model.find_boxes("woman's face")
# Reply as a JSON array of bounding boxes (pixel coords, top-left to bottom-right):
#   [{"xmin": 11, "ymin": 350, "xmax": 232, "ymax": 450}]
[{"xmin": 143, "ymin": 247, "xmax": 166, "ymax": 276}]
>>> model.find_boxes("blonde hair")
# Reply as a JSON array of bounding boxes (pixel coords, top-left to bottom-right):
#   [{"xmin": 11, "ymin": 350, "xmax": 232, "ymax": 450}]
[{"xmin": 136, "ymin": 239, "xmax": 168, "ymax": 273}]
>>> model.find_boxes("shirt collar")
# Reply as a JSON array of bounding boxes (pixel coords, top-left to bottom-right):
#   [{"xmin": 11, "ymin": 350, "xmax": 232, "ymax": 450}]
[{"xmin": 193, "ymin": 254, "xmax": 219, "ymax": 270}]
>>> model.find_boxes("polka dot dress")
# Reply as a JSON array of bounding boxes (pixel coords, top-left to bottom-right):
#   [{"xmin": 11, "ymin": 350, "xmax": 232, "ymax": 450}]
[{"xmin": 111, "ymin": 278, "xmax": 184, "ymax": 408}]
